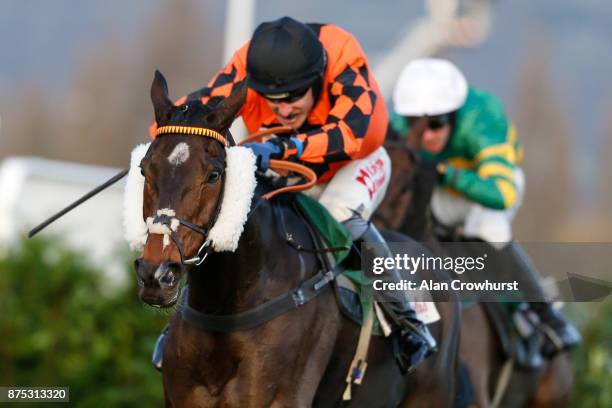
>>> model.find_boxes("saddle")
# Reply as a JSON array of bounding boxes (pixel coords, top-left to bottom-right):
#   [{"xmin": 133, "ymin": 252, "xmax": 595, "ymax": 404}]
[{"xmin": 292, "ymin": 193, "xmax": 439, "ymax": 335}]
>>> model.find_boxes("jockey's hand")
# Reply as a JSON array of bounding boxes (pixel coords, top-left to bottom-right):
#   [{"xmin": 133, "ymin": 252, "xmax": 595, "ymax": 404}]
[
  {"xmin": 245, "ymin": 137, "xmax": 304, "ymax": 171},
  {"xmin": 267, "ymin": 136, "xmax": 304, "ymax": 160},
  {"xmin": 421, "ymin": 159, "xmax": 448, "ymax": 184},
  {"xmin": 435, "ymin": 162, "xmax": 456, "ymax": 185},
  {"xmin": 244, "ymin": 141, "xmax": 283, "ymax": 171}
]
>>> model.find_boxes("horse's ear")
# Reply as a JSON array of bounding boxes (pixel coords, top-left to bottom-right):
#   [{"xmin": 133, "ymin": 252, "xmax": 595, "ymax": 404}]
[
  {"xmin": 205, "ymin": 81, "xmax": 247, "ymax": 131},
  {"xmin": 151, "ymin": 70, "xmax": 173, "ymax": 125}
]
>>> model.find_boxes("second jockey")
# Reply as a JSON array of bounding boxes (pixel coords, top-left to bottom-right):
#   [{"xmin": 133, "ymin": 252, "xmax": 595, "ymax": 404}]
[{"xmin": 390, "ymin": 58, "xmax": 581, "ymax": 358}]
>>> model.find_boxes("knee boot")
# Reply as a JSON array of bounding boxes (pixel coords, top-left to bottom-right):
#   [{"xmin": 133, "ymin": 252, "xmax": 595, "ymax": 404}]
[
  {"xmin": 344, "ymin": 218, "xmax": 438, "ymax": 374},
  {"xmin": 501, "ymin": 242, "xmax": 581, "ymax": 357}
]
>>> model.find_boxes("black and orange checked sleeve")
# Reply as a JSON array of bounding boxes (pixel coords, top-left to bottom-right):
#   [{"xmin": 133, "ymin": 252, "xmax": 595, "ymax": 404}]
[
  {"xmin": 293, "ymin": 62, "xmax": 377, "ymax": 164},
  {"xmin": 148, "ymin": 48, "xmax": 248, "ymax": 139},
  {"xmin": 186, "ymin": 60, "xmax": 247, "ymax": 107}
]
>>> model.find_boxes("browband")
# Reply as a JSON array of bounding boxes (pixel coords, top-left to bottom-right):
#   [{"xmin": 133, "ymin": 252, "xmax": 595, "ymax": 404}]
[{"xmin": 156, "ymin": 125, "xmax": 228, "ymax": 146}]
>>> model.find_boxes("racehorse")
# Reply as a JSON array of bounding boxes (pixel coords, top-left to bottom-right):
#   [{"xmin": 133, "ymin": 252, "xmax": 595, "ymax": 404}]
[
  {"xmin": 130, "ymin": 71, "xmax": 461, "ymax": 407},
  {"xmin": 374, "ymin": 130, "xmax": 575, "ymax": 407}
]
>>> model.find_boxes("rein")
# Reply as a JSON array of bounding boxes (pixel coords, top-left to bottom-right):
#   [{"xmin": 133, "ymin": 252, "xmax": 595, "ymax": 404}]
[{"xmin": 151, "ymin": 125, "xmax": 348, "ymax": 332}]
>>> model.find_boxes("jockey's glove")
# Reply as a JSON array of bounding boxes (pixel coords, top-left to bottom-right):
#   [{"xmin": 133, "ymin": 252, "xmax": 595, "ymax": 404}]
[
  {"xmin": 243, "ymin": 141, "xmax": 283, "ymax": 171},
  {"xmin": 245, "ymin": 137, "xmax": 304, "ymax": 171},
  {"xmin": 435, "ymin": 162, "xmax": 458, "ymax": 186}
]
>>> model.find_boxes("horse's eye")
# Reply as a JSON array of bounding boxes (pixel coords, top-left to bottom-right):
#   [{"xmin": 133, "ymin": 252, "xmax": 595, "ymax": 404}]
[{"xmin": 207, "ymin": 170, "xmax": 221, "ymax": 184}]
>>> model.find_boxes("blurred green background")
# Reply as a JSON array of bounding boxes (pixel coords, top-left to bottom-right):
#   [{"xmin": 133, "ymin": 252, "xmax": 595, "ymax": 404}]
[{"xmin": 0, "ymin": 238, "xmax": 167, "ymax": 407}]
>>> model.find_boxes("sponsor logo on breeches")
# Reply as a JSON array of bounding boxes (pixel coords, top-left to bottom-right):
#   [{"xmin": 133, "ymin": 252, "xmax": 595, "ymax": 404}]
[{"xmin": 356, "ymin": 158, "xmax": 386, "ymax": 199}]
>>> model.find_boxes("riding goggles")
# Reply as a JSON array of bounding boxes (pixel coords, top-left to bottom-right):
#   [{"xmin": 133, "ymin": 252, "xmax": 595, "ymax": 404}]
[
  {"xmin": 406, "ymin": 114, "xmax": 453, "ymax": 130},
  {"xmin": 262, "ymin": 85, "xmax": 311, "ymax": 103}
]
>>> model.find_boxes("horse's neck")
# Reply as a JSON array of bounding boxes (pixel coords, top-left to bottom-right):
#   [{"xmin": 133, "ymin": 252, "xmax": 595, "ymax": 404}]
[{"xmin": 186, "ymin": 199, "xmax": 309, "ymax": 315}]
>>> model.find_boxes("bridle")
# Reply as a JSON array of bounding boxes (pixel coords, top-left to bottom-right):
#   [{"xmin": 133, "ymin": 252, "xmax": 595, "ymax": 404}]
[
  {"xmin": 146, "ymin": 206, "xmax": 219, "ymax": 266},
  {"xmin": 146, "ymin": 125, "xmax": 316, "ymax": 266},
  {"xmin": 148, "ymin": 125, "xmax": 352, "ymax": 334},
  {"xmin": 146, "ymin": 125, "xmax": 230, "ymax": 266}
]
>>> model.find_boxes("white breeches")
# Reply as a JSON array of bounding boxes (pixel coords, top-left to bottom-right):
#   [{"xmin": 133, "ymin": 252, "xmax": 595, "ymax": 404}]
[{"xmin": 303, "ymin": 146, "xmax": 392, "ymax": 223}]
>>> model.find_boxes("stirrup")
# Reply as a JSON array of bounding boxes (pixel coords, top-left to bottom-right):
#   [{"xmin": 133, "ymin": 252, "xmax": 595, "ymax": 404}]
[
  {"xmin": 379, "ymin": 300, "xmax": 438, "ymax": 352},
  {"xmin": 527, "ymin": 304, "xmax": 581, "ymax": 357},
  {"xmin": 392, "ymin": 329, "xmax": 434, "ymax": 375},
  {"xmin": 152, "ymin": 325, "xmax": 169, "ymax": 372},
  {"xmin": 398, "ymin": 316, "xmax": 438, "ymax": 352},
  {"xmin": 538, "ymin": 322, "xmax": 581, "ymax": 357}
]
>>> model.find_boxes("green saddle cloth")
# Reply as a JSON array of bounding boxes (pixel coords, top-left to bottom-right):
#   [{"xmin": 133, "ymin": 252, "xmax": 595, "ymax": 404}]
[
  {"xmin": 294, "ymin": 194, "xmax": 352, "ymax": 264},
  {"xmin": 295, "ymin": 194, "xmax": 383, "ymax": 335}
]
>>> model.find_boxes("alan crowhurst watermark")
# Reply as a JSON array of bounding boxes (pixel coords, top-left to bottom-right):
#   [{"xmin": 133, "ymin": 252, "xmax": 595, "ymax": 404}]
[{"xmin": 362, "ymin": 242, "xmax": 612, "ymax": 302}]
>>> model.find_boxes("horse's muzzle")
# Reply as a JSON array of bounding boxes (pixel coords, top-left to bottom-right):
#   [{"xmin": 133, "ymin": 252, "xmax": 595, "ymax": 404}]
[{"xmin": 135, "ymin": 258, "xmax": 184, "ymax": 307}]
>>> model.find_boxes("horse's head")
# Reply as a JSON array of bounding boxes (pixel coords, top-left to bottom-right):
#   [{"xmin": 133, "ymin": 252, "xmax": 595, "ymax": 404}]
[{"xmin": 134, "ymin": 71, "xmax": 245, "ymax": 307}]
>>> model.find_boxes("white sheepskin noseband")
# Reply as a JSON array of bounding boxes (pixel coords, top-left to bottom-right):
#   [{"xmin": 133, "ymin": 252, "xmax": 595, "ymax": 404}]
[
  {"xmin": 207, "ymin": 146, "xmax": 257, "ymax": 251},
  {"xmin": 123, "ymin": 143, "xmax": 257, "ymax": 253},
  {"xmin": 123, "ymin": 143, "xmax": 150, "ymax": 250}
]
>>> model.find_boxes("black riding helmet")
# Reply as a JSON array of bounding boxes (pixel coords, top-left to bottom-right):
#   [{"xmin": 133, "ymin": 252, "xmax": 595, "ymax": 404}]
[{"xmin": 247, "ymin": 17, "xmax": 325, "ymax": 96}]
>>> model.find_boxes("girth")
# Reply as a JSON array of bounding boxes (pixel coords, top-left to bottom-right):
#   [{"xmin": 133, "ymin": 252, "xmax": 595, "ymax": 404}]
[{"xmin": 181, "ymin": 264, "xmax": 343, "ymax": 332}]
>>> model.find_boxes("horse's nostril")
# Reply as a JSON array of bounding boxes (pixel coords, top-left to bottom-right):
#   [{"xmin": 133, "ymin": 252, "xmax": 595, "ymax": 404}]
[
  {"xmin": 158, "ymin": 262, "xmax": 182, "ymax": 286},
  {"xmin": 160, "ymin": 272, "xmax": 175, "ymax": 285},
  {"xmin": 134, "ymin": 258, "xmax": 142, "ymax": 270}
]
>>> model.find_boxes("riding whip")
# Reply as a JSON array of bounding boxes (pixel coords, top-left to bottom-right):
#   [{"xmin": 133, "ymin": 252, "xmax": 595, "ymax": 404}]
[
  {"xmin": 28, "ymin": 168, "xmax": 129, "ymax": 238},
  {"xmin": 28, "ymin": 125, "xmax": 295, "ymax": 238}
]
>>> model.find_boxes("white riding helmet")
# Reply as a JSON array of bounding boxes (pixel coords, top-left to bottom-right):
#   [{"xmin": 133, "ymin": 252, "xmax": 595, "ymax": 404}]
[{"xmin": 393, "ymin": 58, "xmax": 468, "ymax": 116}]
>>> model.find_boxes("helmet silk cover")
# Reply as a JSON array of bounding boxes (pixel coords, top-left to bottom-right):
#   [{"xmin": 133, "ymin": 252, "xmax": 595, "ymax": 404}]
[{"xmin": 393, "ymin": 58, "xmax": 468, "ymax": 116}]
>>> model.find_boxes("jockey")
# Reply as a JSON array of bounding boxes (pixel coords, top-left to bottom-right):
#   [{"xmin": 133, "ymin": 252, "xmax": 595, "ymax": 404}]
[
  {"xmin": 390, "ymin": 58, "xmax": 581, "ymax": 357},
  {"xmin": 150, "ymin": 17, "xmax": 436, "ymax": 373}
]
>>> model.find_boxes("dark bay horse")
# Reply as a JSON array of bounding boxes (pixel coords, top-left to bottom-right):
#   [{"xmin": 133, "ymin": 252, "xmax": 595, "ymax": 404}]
[
  {"xmin": 132, "ymin": 71, "xmax": 460, "ymax": 407},
  {"xmin": 374, "ymin": 132, "xmax": 574, "ymax": 407}
]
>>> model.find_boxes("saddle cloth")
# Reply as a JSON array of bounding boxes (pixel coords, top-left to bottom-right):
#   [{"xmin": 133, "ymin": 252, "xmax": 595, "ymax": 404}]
[{"xmin": 295, "ymin": 193, "xmax": 440, "ymax": 335}]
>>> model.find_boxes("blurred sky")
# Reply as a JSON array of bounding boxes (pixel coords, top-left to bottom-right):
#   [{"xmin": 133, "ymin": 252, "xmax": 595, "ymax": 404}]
[{"xmin": 1, "ymin": 0, "xmax": 611, "ymax": 204}]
